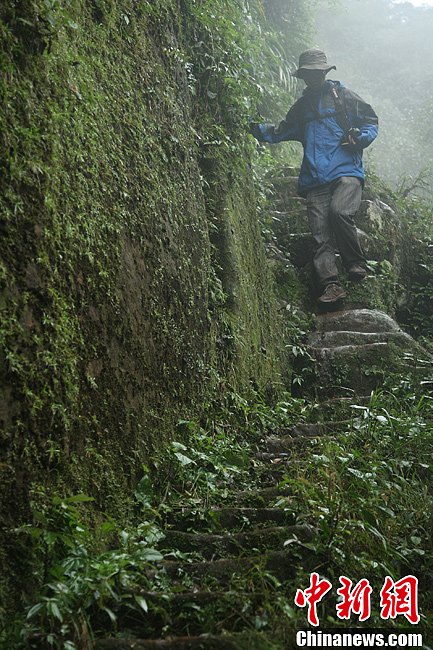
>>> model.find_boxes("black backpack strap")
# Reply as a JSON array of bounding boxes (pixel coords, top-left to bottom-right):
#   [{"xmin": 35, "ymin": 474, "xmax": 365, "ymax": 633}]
[
  {"xmin": 330, "ymin": 85, "xmax": 352, "ymax": 133},
  {"xmin": 301, "ymin": 94, "xmax": 343, "ymax": 142},
  {"xmin": 299, "ymin": 86, "xmax": 353, "ymax": 144}
]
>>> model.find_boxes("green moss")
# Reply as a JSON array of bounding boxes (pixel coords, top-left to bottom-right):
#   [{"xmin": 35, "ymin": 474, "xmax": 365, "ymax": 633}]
[
  {"xmin": 0, "ymin": 0, "xmax": 299, "ymax": 614},
  {"xmin": 344, "ymin": 269, "xmax": 399, "ymax": 314}
]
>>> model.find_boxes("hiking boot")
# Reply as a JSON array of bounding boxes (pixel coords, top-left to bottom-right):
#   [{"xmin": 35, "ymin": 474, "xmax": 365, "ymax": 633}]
[
  {"xmin": 348, "ymin": 264, "xmax": 367, "ymax": 281},
  {"xmin": 318, "ymin": 283, "xmax": 347, "ymax": 303}
]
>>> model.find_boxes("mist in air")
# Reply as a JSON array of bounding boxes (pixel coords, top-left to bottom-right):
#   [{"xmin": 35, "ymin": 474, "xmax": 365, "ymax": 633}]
[{"xmin": 315, "ymin": 0, "xmax": 433, "ymax": 194}]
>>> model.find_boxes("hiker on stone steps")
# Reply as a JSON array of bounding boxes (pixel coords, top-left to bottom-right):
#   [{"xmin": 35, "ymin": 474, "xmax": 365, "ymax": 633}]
[{"xmin": 249, "ymin": 49, "xmax": 379, "ymax": 304}]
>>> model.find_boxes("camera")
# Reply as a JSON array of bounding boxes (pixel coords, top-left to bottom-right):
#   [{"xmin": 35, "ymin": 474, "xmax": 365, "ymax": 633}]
[{"xmin": 341, "ymin": 127, "xmax": 361, "ymax": 147}]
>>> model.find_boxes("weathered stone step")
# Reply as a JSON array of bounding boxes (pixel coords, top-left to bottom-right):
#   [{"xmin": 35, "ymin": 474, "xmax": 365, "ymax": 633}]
[
  {"xmin": 270, "ymin": 197, "xmax": 306, "ymax": 212},
  {"xmin": 95, "ymin": 634, "xmax": 259, "ymax": 649},
  {"xmin": 310, "ymin": 341, "xmax": 389, "ymax": 359},
  {"xmin": 307, "ymin": 342, "xmax": 395, "ymax": 398},
  {"xmin": 260, "ymin": 428, "xmax": 348, "ymax": 453},
  {"xmin": 310, "ymin": 396, "xmax": 372, "ymax": 422},
  {"xmin": 99, "ymin": 591, "xmax": 268, "ymax": 638},
  {"xmin": 275, "ymin": 233, "xmax": 384, "ymax": 271},
  {"xmin": 277, "ymin": 230, "xmax": 386, "ymax": 266},
  {"xmin": 256, "ymin": 440, "xmax": 325, "ymax": 458},
  {"xmin": 308, "ymin": 329, "xmax": 413, "ymax": 348},
  {"xmin": 356, "ymin": 200, "xmax": 401, "ymax": 265},
  {"xmin": 161, "ymin": 525, "xmax": 309, "ymax": 559},
  {"xmin": 283, "ymin": 232, "xmax": 314, "ymax": 267},
  {"xmin": 265, "ymin": 176, "xmax": 299, "ymax": 195},
  {"xmin": 162, "ymin": 546, "xmax": 316, "ymax": 584},
  {"xmin": 230, "ymin": 485, "xmax": 293, "ymax": 506},
  {"xmin": 257, "ymin": 421, "xmax": 352, "ymax": 455},
  {"xmin": 314, "ymin": 309, "xmax": 401, "ymax": 334},
  {"xmin": 266, "ymin": 241, "xmax": 291, "ymax": 265},
  {"xmin": 133, "ymin": 589, "xmax": 265, "ymax": 604},
  {"xmin": 309, "ymin": 337, "xmax": 432, "ymax": 398},
  {"xmin": 277, "ymin": 420, "xmax": 352, "ymax": 437},
  {"xmin": 239, "ymin": 463, "xmax": 315, "ymax": 490},
  {"xmin": 270, "ymin": 205, "xmax": 308, "ymax": 234},
  {"xmin": 271, "ymin": 197, "xmax": 397, "ymax": 240},
  {"xmin": 166, "ymin": 507, "xmax": 295, "ymax": 531},
  {"xmin": 249, "ymin": 459, "xmax": 308, "ymax": 484},
  {"xmin": 198, "ymin": 486, "xmax": 295, "ymax": 509},
  {"xmin": 272, "ymin": 211, "xmax": 308, "ymax": 234}
]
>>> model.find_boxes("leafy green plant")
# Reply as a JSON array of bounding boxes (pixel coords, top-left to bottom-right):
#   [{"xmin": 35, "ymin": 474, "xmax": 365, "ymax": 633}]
[
  {"xmin": 6, "ymin": 489, "xmax": 164, "ymax": 649},
  {"xmin": 280, "ymin": 385, "xmax": 433, "ymax": 628}
]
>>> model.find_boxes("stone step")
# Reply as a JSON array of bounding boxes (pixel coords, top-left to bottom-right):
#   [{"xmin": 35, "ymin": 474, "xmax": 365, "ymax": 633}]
[
  {"xmin": 268, "ymin": 420, "xmax": 352, "ymax": 439},
  {"xmin": 357, "ymin": 199, "xmax": 401, "ymax": 244},
  {"xmin": 271, "ymin": 198, "xmax": 398, "ymax": 243},
  {"xmin": 274, "ymin": 194, "xmax": 305, "ymax": 212},
  {"xmin": 309, "ymin": 342, "xmax": 391, "ymax": 398},
  {"xmin": 161, "ymin": 546, "xmax": 316, "ymax": 585},
  {"xmin": 308, "ymin": 330, "xmax": 413, "ymax": 348},
  {"xmin": 256, "ymin": 419, "xmax": 352, "ymax": 454},
  {"xmin": 245, "ymin": 462, "xmax": 309, "ymax": 487},
  {"xmin": 309, "ymin": 337, "xmax": 431, "ymax": 389},
  {"xmin": 283, "ymin": 232, "xmax": 314, "ymax": 267},
  {"xmin": 230, "ymin": 485, "xmax": 293, "ymax": 506},
  {"xmin": 273, "ymin": 233, "xmax": 387, "ymax": 271},
  {"xmin": 265, "ymin": 241, "xmax": 291, "ymax": 265},
  {"xmin": 257, "ymin": 436, "xmax": 328, "ymax": 455},
  {"xmin": 270, "ymin": 196, "xmax": 306, "ymax": 210},
  {"xmin": 314, "ymin": 309, "xmax": 401, "ymax": 334},
  {"xmin": 270, "ymin": 197, "xmax": 397, "ymax": 237},
  {"xmin": 132, "ymin": 590, "xmax": 264, "ymax": 604},
  {"xmin": 279, "ymin": 235, "xmax": 384, "ymax": 271},
  {"xmin": 265, "ymin": 175, "xmax": 299, "ymax": 196},
  {"xmin": 299, "ymin": 396, "xmax": 372, "ymax": 423},
  {"xmin": 95, "ymin": 634, "xmax": 259, "ymax": 649},
  {"xmin": 356, "ymin": 229, "xmax": 395, "ymax": 264},
  {"xmin": 270, "ymin": 205, "xmax": 308, "ymax": 234},
  {"xmin": 265, "ymin": 167, "xmax": 299, "ymax": 178},
  {"xmin": 166, "ymin": 507, "xmax": 295, "ymax": 531},
  {"xmin": 97, "ymin": 591, "xmax": 268, "ymax": 638},
  {"xmin": 160, "ymin": 525, "xmax": 309, "ymax": 559},
  {"xmin": 256, "ymin": 423, "xmax": 350, "ymax": 455},
  {"xmin": 310, "ymin": 341, "xmax": 389, "ymax": 359}
]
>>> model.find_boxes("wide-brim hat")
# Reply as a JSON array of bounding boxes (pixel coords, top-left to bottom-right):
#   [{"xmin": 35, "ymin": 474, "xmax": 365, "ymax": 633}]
[{"xmin": 292, "ymin": 48, "xmax": 336, "ymax": 78}]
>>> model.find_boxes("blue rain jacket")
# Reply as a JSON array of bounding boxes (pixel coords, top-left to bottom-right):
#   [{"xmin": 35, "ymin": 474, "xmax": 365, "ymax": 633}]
[{"xmin": 254, "ymin": 80, "xmax": 378, "ymax": 196}]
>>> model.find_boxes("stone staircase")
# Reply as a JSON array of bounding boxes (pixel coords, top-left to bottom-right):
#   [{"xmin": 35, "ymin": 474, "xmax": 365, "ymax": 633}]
[
  {"xmin": 93, "ymin": 421, "xmax": 325, "ymax": 649},
  {"xmin": 93, "ymin": 173, "xmax": 432, "ymax": 649},
  {"xmin": 307, "ymin": 308, "xmax": 431, "ymax": 399}
]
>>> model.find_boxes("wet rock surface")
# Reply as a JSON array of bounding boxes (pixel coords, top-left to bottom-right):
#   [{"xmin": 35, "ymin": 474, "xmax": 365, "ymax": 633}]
[
  {"xmin": 314, "ymin": 308, "xmax": 401, "ymax": 333},
  {"xmin": 305, "ymin": 309, "xmax": 431, "ymax": 398}
]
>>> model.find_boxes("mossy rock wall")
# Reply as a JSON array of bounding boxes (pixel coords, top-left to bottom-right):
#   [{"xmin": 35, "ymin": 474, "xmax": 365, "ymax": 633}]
[{"xmin": 0, "ymin": 0, "xmax": 290, "ymax": 608}]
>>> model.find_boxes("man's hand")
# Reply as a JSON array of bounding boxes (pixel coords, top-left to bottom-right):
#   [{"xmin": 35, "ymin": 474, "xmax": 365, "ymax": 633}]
[
  {"xmin": 248, "ymin": 122, "xmax": 262, "ymax": 139},
  {"xmin": 341, "ymin": 128, "xmax": 361, "ymax": 148}
]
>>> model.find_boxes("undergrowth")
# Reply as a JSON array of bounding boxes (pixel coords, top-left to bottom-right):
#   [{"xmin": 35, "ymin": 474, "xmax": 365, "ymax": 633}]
[
  {"xmin": 284, "ymin": 383, "xmax": 433, "ymax": 629},
  {"xmin": 3, "ymin": 379, "xmax": 433, "ymax": 647}
]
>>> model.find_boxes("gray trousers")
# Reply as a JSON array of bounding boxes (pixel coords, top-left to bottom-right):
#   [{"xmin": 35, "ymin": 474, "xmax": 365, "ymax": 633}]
[{"xmin": 306, "ymin": 176, "xmax": 365, "ymax": 288}]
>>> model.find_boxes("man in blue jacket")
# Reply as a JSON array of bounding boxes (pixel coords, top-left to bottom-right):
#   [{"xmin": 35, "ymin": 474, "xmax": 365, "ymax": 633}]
[{"xmin": 250, "ymin": 49, "xmax": 378, "ymax": 304}]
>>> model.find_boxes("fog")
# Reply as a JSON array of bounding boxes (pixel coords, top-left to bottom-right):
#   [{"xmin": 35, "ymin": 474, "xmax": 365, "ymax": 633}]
[
  {"xmin": 315, "ymin": 0, "xmax": 433, "ymax": 197},
  {"xmin": 394, "ymin": 0, "xmax": 433, "ymax": 6}
]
